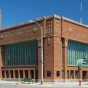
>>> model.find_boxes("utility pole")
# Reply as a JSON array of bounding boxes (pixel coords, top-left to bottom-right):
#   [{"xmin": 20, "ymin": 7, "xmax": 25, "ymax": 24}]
[
  {"xmin": 0, "ymin": 10, "xmax": 2, "ymax": 29},
  {"xmin": 80, "ymin": 0, "xmax": 82, "ymax": 23}
]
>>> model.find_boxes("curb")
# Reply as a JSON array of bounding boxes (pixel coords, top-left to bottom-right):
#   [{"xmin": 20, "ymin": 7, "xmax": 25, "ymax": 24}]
[
  {"xmin": 17, "ymin": 83, "xmax": 52, "ymax": 87},
  {"xmin": 17, "ymin": 83, "xmax": 36, "ymax": 86},
  {"xmin": 64, "ymin": 86, "xmax": 72, "ymax": 88},
  {"xmin": 0, "ymin": 82, "xmax": 16, "ymax": 85},
  {"xmin": 82, "ymin": 86, "xmax": 88, "ymax": 87},
  {"xmin": 17, "ymin": 84, "xmax": 32, "ymax": 86}
]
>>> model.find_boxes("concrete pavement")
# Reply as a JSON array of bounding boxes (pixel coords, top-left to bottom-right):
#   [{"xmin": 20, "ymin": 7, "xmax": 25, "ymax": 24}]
[{"xmin": 0, "ymin": 80, "xmax": 88, "ymax": 87}]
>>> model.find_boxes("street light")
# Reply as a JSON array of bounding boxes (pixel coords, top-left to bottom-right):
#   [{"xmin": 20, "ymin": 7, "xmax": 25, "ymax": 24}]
[{"xmin": 31, "ymin": 20, "xmax": 44, "ymax": 84}]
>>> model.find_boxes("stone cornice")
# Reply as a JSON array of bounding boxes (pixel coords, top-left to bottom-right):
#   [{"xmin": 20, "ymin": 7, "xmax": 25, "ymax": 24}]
[
  {"xmin": 62, "ymin": 16, "xmax": 88, "ymax": 28},
  {"xmin": 0, "ymin": 14, "xmax": 88, "ymax": 32}
]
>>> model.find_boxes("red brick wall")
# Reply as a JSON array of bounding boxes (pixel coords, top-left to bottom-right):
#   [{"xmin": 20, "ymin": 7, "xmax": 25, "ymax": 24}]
[
  {"xmin": 53, "ymin": 18, "xmax": 62, "ymax": 81},
  {"xmin": 1, "ymin": 16, "xmax": 88, "ymax": 81},
  {"xmin": 0, "ymin": 46, "xmax": 3, "ymax": 78},
  {"xmin": 43, "ymin": 18, "xmax": 54, "ymax": 81},
  {"xmin": 0, "ymin": 18, "xmax": 56, "ymax": 81},
  {"xmin": 0, "ymin": 23, "xmax": 42, "ymax": 45},
  {"xmin": 0, "ymin": 21, "xmax": 43, "ymax": 79},
  {"xmin": 62, "ymin": 19, "xmax": 88, "ymax": 80},
  {"xmin": 62, "ymin": 20, "xmax": 88, "ymax": 43}
]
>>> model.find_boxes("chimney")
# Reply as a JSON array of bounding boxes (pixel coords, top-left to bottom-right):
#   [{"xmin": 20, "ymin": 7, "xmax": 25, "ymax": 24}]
[{"xmin": 0, "ymin": 10, "xmax": 2, "ymax": 29}]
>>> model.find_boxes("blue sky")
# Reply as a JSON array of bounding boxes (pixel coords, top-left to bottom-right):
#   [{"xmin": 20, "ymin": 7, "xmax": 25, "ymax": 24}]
[{"xmin": 0, "ymin": 0, "xmax": 88, "ymax": 28}]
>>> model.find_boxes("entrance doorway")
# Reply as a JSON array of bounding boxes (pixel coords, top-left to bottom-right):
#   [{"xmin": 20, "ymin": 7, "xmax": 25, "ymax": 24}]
[
  {"xmin": 20, "ymin": 70, "xmax": 23, "ymax": 78},
  {"xmin": 35, "ymin": 70, "xmax": 38, "ymax": 82},
  {"xmin": 6, "ymin": 70, "xmax": 9, "ymax": 78},
  {"xmin": 10, "ymin": 70, "xmax": 13, "ymax": 78},
  {"xmin": 82, "ymin": 71, "xmax": 87, "ymax": 81},
  {"xmin": 30, "ymin": 70, "xmax": 34, "ymax": 79},
  {"xmin": 25, "ymin": 70, "xmax": 28, "ymax": 78},
  {"xmin": 15, "ymin": 70, "xmax": 18, "ymax": 78}
]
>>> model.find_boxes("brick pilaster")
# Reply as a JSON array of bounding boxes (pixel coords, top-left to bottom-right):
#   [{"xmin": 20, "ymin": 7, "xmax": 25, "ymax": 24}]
[
  {"xmin": 78, "ymin": 69, "xmax": 82, "ymax": 80},
  {"xmin": 28, "ymin": 70, "xmax": 30, "ymax": 78},
  {"xmin": 18, "ymin": 70, "xmax": 20, "ymax": 79},
  {"xmin": 9, "ymin": 70, "xmax": 11, "ymax": 78},
  {"xmin": 13, "ymin": 70, "xmax": 15, "ymax": 79},
  {"xmin": 87, "ymin": 71, "xmax": 88, "ymax": 80},
  {"xmin": 34, "ymin": 70, "xmax": 35, "ymax": 79},
  {"xmin": 0, "ymin": 45, "xmax": 3, "ymax": 79},
  {"xmin": 38, "ymin": 45, "xmax": 41, "ymax": 80},
  {"xmin": 4, "ymin": 70, "xmax": 6, "ymax": 78},
  {"xmin": 73, "ymin": 70, "xmax": 75, "ymax": 79},
  {"xmin": 63, "ymin": 38, "xmax": 68, "ymax": 81},
  {"xmin": 23, "ymin": 70, "xmax": 25, "ymax": 78}
]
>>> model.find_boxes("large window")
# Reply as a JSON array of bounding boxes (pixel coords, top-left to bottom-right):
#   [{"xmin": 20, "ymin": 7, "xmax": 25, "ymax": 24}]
[
  {"xmin": 68, "ymin": 40, "xmax": 88, "ymax": 66},
  {"xmin": 2, "ymin": 39, "xmax": 38, "ymax": 66}
]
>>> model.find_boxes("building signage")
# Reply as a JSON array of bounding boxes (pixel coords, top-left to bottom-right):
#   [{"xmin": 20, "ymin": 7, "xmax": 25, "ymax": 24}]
[
  {"xmin": 4, "ymin": 29, "xmax": 33, "ymax": 38},
  {"xmin": 74, "ymin": 29, "xmax": 88, "ymax": 37},
  {"xmin": 68, "ymin": 27, "xmax": 88, "ymax": 37}
]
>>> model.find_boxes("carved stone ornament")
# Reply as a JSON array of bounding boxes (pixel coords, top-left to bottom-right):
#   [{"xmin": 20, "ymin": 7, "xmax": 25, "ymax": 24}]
[
  {"xmin": 55, "ymin": 21, "xmax": 61, "ymax": 43},
  {"xmin": 55, "ymin": 21, "xmax": 60, "ymax": 34},
  {"xmin": 46, "ymin": 33, "xmax": 52, "ymax": 45},
  {"xmin": 68, "ymin": 27, "xmax": 72, "ymax": 32},
  {"xmin": 65, "ymin": 38, "xmax": 68, "ymax": 47},
  {"xmin": 0, "ymin": 46, "xmax": 1, "ymax": 53},
  {"xmin": 47, "ymin": 37, "xmax": 51, "ymax": 45},
  {"xmin": 56, "ymin": 34, "xmax": 61, "ymax": 43},
  {"xmin": 37, "ymin": 39, "xmax": 41, "ymax": 47},
  {"xmin": 0, "ymin": 35, "xmax": 3, "ymax": 40},
  {"xmin": 46, "ymin": 33, "xmax": 52, "ymax": 38},
  {"xmin": 33, "ymin": 27, "xmax": 37, "ymax": 33},
  {"xmin": 45, "ymin": 21, "xmax": 53, "ymax": 45},
  {"xmin": 46, "ymin": 21, "xmax": 52, "ymax": 34}
]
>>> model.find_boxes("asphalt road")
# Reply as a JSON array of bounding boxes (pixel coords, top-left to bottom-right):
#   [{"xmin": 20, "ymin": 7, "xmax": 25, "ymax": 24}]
[{"xmin": 0, "ymin": 83, "xmax": 87, "ymax": 88}]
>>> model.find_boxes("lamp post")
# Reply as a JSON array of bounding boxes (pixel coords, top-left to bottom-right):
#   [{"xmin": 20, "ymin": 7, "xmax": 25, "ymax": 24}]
[{"xmin": 33, "ymin": 21, "xmax": 44, "ymax": 84}]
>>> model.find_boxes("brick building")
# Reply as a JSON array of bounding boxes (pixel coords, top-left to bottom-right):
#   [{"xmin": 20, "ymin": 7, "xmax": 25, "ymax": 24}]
[{"xmin": 0, "ymin": 14, "xmax": 88, "ymax": 82}]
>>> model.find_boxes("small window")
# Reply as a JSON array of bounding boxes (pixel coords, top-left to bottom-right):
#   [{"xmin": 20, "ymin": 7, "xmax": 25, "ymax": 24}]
[
  {"xmin": 47, "ymin": 71, "xmax": 51, "ymax": 77},
  {"xmin": 56, "ymin": 71, "xmax": 60, "ymax": 77}
]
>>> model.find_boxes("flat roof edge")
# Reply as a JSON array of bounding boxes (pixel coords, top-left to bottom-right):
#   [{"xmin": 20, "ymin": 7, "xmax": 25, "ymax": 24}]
[
  {"xmin": 1, "ymin": 14, "xmax": 88, "ymax": 31},
  {"xmin": 0, "ymin": 14, "xmax": 61, "ymax": 31},
  {"xmin": 62, "ymin": 16, "xmax": 88, "ymax": 28}
]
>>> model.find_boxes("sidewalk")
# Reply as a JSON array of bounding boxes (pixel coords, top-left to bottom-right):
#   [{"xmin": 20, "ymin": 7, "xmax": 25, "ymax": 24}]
[
  {"xmin": 42, "ymin": 82, "xmax": 88, "ymax": 87},
  {"xmin": 17, "ymin": 81, "xmax": 88, "ymax": 87},
  {"xmin": 0, "ymin": 80, "xmax": 20, "ymax": 85},
  {"xmin": 53, "ymin": 82, "xmax": 88, "ymax": 86},
  {"xmin": 0, "ymin": 80, "xmax": 88, "ymax": 87}
]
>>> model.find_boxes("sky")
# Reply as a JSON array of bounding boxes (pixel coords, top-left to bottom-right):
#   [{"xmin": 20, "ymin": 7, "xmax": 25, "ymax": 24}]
[{"xmin": 0, "ymin": 0, "xmax": 88, "ymax": 28}]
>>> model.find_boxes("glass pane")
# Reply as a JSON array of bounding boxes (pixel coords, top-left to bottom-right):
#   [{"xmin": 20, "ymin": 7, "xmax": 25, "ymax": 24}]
[
  {"xmin": 2, "ymin": 39, "xmax": 38, "ymax": 66},
  {"xmin": 68, "ymin": 40, "xmax": 88, "ymax": 67}
]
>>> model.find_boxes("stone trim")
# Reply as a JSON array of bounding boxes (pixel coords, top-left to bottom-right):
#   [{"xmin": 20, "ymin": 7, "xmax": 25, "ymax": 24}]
[{"xmin": 62, "ymin": 16, "xmax": 88, "ymax": 28}]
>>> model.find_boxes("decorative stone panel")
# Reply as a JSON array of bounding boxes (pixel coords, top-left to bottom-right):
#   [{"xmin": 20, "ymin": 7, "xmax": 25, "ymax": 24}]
[
  {"xmin": 46, "ymin": 21, "xmax": 52, "ymax": 34},
  {"xmin": 37, "ymin": 39, "xmax": 41, "ymax": 47},
  {"xmin": 55, "ymin": 21, "xmax": 61, "ymax": 43},
  {"xmin": 55, "ymin": 21, "xmax": 60, "ymax": 35}
]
